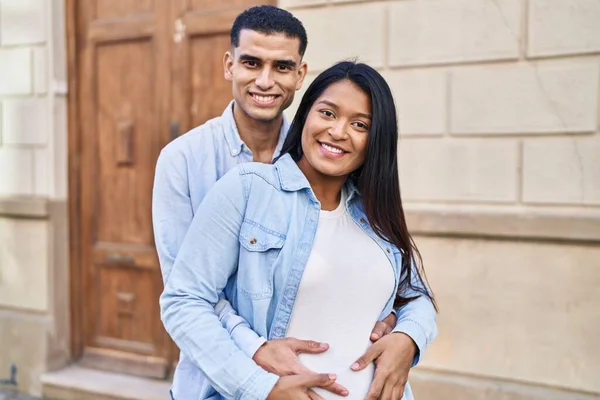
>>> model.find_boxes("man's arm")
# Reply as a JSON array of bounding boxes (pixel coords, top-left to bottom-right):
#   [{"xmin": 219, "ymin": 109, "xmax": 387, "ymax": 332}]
[{"xmin": 152, "ymin": 145, "xmax": 266, "ymax": 358}]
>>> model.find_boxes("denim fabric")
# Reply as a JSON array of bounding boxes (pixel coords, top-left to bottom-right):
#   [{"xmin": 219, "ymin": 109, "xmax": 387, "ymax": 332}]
[{"xmin": 160, "ymin": 154, "xmax": 437, "ymax": 399}]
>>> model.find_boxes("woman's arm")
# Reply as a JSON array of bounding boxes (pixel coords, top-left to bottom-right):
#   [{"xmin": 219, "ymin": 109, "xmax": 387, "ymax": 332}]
[
  {"xmin": 392, "ymin": 257, "xmax": 438, "ymax": 366},
  {"xmin": 153, "ymin": 146, "xmax": 267, "ymax": 360},
  {"xmin": 160, "ymin": 169, "xmax": 278, "ymax": 399}
]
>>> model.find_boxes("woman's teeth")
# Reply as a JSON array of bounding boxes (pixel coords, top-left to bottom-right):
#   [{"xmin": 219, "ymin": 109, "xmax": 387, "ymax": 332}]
[{"xmin": 321, "ymin": 143, "xmax": 343, "ymax": 154}]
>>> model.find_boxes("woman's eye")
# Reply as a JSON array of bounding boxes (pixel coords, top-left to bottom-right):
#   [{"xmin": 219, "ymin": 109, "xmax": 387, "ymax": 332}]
[
  {"xmin": 353, "ymin": 121, "xmax": 369, "ymax": 130},
  {"xmin": 320, "ymin": 110, "xmax": 335, "ymax": 118}
]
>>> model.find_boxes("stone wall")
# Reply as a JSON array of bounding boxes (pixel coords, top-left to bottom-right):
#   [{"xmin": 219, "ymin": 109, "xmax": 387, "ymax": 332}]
[
  {"xmin": 0, "ymin": 0, "xmax": 68, "ymax": 396},
  {"xmin": 283, "ymin": 0, "xmax": 600, "ymax": 398}
]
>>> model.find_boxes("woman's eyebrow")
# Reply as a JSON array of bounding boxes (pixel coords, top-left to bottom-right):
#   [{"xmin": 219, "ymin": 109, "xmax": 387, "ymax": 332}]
[{"xmin": 317, "ymin": 100, "xmax": 372, "ymax": 119}]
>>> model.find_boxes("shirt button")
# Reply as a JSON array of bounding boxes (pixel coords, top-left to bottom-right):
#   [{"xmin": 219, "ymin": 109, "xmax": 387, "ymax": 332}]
[
  {"xmin": 249, "ymin": 237, "xmax": 257, "ymax": 245},
  {"xmin": 386, "ymin": 248, "xmax": 391, "ymax": 253},
  {"xmin": 360, "ymin": 218, "xmax": 366, "ymax": 223}
]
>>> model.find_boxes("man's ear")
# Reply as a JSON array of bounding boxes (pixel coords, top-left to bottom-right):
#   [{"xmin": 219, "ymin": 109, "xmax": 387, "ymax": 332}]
[
  {"xmin": 296, "ymin": 61, "xmax": 308, "ymax": 90},
  {"xmin": 224, "ymin": 50, "xmax": 234, "ymax": 81}
]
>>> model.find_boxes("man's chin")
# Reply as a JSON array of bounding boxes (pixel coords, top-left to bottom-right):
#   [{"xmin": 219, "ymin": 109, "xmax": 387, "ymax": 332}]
[{"xmin": 247, "ymin": 108, "xmax": 282, "ymax": 123}]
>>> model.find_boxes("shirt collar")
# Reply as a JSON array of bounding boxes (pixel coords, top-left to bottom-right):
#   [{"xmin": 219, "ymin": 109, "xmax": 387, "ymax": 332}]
[
  {"xmin": 222, "ymin": 100, "xmax": 290, "ymax": 158},
  {"xmin": 274, "ymin": 153, "xmax": 361, "ymax": 201}
]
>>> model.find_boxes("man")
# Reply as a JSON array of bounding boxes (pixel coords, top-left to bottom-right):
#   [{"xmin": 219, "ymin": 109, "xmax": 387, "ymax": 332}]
[{"xmin": 153, "ymin": 5, "xmax": 437, "ymax": 399}]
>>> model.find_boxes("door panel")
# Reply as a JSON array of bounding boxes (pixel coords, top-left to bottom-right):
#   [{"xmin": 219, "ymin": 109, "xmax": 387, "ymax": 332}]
[{"xmin": 75, "ymin": 0, "xmax": 171, "ymax": 378}]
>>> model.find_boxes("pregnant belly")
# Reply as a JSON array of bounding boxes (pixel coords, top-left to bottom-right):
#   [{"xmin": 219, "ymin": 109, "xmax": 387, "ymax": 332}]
[{"xmin": 297, "ymin": 339, "xmax": 375, "ymax": 399}]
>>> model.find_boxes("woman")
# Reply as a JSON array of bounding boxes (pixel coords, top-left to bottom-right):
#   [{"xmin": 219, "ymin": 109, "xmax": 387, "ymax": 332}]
[{"xmin": 161, "ymin": 61, "xmax": 435, "ymax": 400}]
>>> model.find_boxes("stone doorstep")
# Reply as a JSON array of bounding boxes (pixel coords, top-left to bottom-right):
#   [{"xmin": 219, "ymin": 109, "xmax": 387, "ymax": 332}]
[{"xmin": 40, "ymin": 366, "xmax": 170, "ymax": 400}]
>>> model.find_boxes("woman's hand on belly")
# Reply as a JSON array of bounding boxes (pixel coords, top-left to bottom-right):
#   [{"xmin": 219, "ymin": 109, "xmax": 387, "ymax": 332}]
[
  {"xmin": 254, "ymin": 338, "xmax": 349, "ymax": 397},
  {"xmin": 267, "ymin": 373, "xmax": 340, "ymax": 400},
  {"xmin": 350, "ymin": 332, "xmax": 417, "ymax": 400}
]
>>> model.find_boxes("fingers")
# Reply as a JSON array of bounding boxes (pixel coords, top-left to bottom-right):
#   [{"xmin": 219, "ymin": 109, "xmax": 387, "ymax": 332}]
[
  {"xmin": 298, "ymin": 373, "xmax": 337, "ymax": 388},
  {"xmin": 365, "ymin": 371, "xmax": 385, "ymax": 400},
  {"xmin": 322, "ymin": 381, "xmax": 349, "ymax": 397},
  {"xmin": 393, "ymin": 385, "xmax": 405, "ymax": 400},
  {"xmin": 379, "ymin": 379, "xmax": 396, "ymax": 400},
  {"xmin": 351, "ymin": 344, "xmax": 381, "ymax": 372},
  {"xmin": 382, "ymin": 312, "xmax": 397, "ymax": 328},
  {"xmin": 370, "ymin": 321, "xmax": 390, "ymax": 341},
  {"xmin": 307, "ymin": 389, "xmax": 324, "ymax": 400},
  {"xmin": 290, "ymin": 338, "xmax": 329, "ymax": 354},
  {"xmin": 371, "ymin": 313, "xmax": 396, "ymax": 341}
]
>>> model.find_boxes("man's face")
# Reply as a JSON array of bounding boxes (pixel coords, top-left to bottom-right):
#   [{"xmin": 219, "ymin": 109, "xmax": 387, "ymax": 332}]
[{"xmin": 224, "ymin": 29, "xmax": 307, "ymax": 123}]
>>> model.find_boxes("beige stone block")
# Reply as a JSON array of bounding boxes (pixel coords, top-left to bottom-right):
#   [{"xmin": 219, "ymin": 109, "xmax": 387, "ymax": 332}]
[
  {"xmin": 294, "ymin": 3, "xmax": 385, "ymax": 72},
  {"xmin": 450, "ymin": 61, "xmax": 599, "ymax": 134},
  {"xmin": 33, "ymin": 46, "xmax": 48, "ymax": 94},
  {"xmin": 0, "ymin": 217, "xmax": 49, "ymax": 311},
  {"xmin": 33, "ymin": 148, "xmax": 50, "ymax": 197},
  {"xmin": 280, "ymin": 0, "xmax": 327, "ymax": 8},
  {"xmin": 523, "ymin": 137, "xmax": 600, "ymax": 205},
  {"xmin": 0, "ymin": 0, "xmax": 47, "ymax": 45},
  {"xmin": 389, "ymin": 0, "xmax": 521, "ymax": 67},
  {"xmin": 528, "ymin": 0, "xmax": 600, "ymax": 57},
  {"xmin": 0, "ymin": 48, "xmax": 32, "ymax": 95},
  {"xmin": 2, "ymin": 98, "xmax": 49, "ymax": 145},
  {"xmin": 416, "ymin": 236, "xmax": 600, "ymax": 394},
  {"xmin": 383, "ymin": 68, "xmax": 447, "ymax": 135},
  {"xmin": 398, "ymin": 139, "xmax": 518, "ymax": 202},
  {"xmin": 0, "ymin": 310, "xmax": 50, "ymax": 395},
  {"xmin": 53, "ymin": 96, "xmax": 69, "ymax": 200},
  {"xmin": 0, "ymin": 148, "xmax": 34, "ymax": 196},
  {"xmin": 410, "ymin": 369, "xmax": 600, "ymax": 400}
]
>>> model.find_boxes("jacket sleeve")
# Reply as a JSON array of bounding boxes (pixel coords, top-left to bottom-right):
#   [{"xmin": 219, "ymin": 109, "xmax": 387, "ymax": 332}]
[
  {"xmin": 160, "ymin": 169, "xmax": 279, "ymax": 399},
  {"xmin": 392, "ymin": 255, "xmax": 438, "ymax": 366},
  {"xmin": 152, "ymin": 146, "xmax": 266, "ymax": 360}
]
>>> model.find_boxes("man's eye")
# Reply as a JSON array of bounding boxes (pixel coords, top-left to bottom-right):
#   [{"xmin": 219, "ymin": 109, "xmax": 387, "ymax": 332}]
[
  {"xmin": 278, "ymin": 65, "xmax": 292, "ymax": 71},
  {"xmin": 244, "ymin": 61, "xmax": 258, "ymax": 67}
]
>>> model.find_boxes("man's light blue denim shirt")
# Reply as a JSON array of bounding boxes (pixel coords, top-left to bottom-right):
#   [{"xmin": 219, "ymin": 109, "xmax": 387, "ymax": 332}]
[{"xmin": 153, "ymin": 102, "xmax": 437, "ymax": 399}]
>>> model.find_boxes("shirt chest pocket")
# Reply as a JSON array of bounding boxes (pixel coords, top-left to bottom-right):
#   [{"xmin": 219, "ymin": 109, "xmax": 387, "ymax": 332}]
[{"xmin": 237, "ymin": 219, "xmax": 285, "ymax": 299}]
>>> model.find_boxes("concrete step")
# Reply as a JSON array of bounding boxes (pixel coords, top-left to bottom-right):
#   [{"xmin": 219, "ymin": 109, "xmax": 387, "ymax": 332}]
[{"xmin": 40, "ymin": 366, "xmax": 170, "ymax": 400}]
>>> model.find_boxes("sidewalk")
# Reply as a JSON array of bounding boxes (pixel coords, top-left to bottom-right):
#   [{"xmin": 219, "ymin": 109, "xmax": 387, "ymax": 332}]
[{"xmin": 0, "ymin": 391, "xmax": 40, "ymax": 400}]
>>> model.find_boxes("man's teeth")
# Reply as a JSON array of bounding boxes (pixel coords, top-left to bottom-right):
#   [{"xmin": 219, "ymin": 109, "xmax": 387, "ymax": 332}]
[
  {"xmin": 322, "ymin": 143, "xmax": 343, "ymax": 154},
  {"xmin": 254, "ymin": 95, "xmax": 275, "ymax": 103}
]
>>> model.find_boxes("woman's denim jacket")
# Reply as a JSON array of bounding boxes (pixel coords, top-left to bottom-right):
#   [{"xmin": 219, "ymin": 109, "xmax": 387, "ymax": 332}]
[{"xmin": 160, "ymin": 154, "xmax": 437, "ymax": 400}]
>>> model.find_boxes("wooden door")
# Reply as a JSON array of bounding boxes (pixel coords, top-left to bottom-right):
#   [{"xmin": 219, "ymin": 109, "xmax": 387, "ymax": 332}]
[
  {"xmin": 68, "ymin": 0, "xmax": 274, "ymax": 379},
  {"xmin": 70, "ymin": 0, "xmax": 173, "ymax": 378}
]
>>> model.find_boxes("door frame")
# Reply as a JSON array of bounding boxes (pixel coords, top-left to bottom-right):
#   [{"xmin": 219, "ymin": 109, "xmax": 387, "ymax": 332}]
[{"xmin": 66, "ymin": 0, "xmax": 84, "ymax": 360}]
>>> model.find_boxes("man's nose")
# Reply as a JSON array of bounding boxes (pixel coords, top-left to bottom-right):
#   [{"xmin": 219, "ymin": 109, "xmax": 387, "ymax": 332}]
[{"xmin": 255, "ymin": 68, "xmax": 275, "ymax": 90}]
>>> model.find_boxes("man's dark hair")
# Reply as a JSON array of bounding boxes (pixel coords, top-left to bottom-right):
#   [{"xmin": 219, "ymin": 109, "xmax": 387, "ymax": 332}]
[{"xmin": 231, "ymin": 5, "xmax": 308, "ymax": 57}]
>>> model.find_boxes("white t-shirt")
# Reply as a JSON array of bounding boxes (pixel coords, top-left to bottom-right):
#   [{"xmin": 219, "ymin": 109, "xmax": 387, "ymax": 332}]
[{"xmin": 286, "ymin": 190, "xmax": 395, "ymax": 399}]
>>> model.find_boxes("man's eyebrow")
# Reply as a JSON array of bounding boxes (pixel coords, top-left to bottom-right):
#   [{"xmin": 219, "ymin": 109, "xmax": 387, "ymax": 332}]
[
  {"xmin": 276, "ymin": 60, "xmax": 298, "ymax": 68},
  {"xmin": 238, "ymin": 54, "xmax": 261, "ymax": 62},
  {"xmin": 317, "ymin": 100, "xmax": 372, "ymax": 119}
]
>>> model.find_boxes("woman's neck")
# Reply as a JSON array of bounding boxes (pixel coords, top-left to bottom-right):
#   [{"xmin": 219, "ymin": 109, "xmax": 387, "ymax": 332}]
[{"xmin": 297, "ymin": 157, "xmax": 347, "ymax": 211}]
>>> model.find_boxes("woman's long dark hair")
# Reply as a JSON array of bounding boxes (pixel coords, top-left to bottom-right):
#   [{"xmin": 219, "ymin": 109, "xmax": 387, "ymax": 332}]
[{"xmin": 279, "ymin": 61, "xmax": 437, "ymax": 310}]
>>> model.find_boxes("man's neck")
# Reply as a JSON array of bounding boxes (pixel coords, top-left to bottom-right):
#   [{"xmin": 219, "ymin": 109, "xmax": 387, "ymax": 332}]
[{"xmin": 233, "ymin": 102, "xmax": 283, "ymax": 163}]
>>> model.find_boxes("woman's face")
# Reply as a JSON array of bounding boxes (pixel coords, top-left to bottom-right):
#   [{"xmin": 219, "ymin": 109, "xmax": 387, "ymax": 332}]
[{"xmin": 300, "ymin": 79, "xmax": 371, "ymax": 179}]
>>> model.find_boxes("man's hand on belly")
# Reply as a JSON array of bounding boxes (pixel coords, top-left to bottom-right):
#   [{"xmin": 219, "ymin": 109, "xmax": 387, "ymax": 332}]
[
  {"xmin": 253, "ymin": 338, "xmax": 349, "ymax": 397},
  {"xmin": 350, "ymin": 332, "xmax": 417, "ymax": 400}
]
